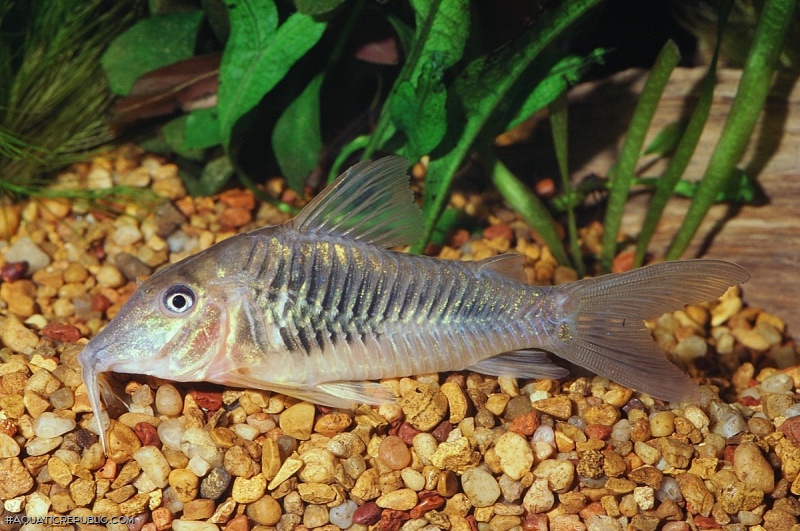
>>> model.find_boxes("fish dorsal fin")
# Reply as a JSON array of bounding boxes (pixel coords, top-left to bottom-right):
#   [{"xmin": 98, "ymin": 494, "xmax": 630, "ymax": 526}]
[
  {"xmin": 477, "ymin": 253, "xmax": 528, "ymax": 283},
  {"xmin": 291, "ymin": 156, "xmax": 424, "ymax": 248}
]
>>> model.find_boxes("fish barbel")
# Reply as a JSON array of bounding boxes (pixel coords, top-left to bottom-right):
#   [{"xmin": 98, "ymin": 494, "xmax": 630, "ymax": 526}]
[{"xmin": 78, "ymin": 156, "xmax": 749, "ymax": 451}]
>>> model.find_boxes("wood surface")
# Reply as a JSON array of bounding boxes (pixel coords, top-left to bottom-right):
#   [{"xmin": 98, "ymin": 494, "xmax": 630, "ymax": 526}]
[{"xmin": 558, "ymin": 67, "xmax": 800, "ymax": 338}]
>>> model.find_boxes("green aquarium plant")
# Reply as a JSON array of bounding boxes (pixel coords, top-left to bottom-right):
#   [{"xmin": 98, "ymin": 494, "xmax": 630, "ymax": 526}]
[
  {"xmin": 100, "ymin": 0, "xmax": 606, "ymax": 236},
  {"xmin": 105, "ymin": 0, "xmax": 796, "ymax": 273},
  {"xmin": 0, "ymin": 0, "xmax": 143, "ymax": 203}
]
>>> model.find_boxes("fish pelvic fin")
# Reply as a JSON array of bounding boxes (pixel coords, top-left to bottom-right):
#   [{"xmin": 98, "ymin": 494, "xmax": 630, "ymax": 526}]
[{"xmin": 549, "ymin": 259, "xmax": 749, "ymax": 403}]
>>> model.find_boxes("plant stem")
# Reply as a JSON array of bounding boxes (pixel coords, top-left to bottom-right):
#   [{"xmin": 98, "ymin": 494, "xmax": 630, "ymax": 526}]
[
  {"xmin": 634, "ymin": 1, "xmax": 733, "ymax": 267},
  {"xmin": 667, "ymin": 0, "xmax": 798, "ymax": 260},
  {"xmin": 600, "ymin": 40, "xmax": 681, "ymax": 273},
  {"xmin": 486, "ymin": 150, "xmax": 570, "ymax": 266},
  {"xmin": 549, "ymin": 91, "xmax": 584, "ymax": 276}
]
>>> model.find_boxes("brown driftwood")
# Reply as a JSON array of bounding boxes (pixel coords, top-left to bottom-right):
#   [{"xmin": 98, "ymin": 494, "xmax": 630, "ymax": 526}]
[{"xmin": 564, "ymin": 67, "xmax": 800, "ymax": 338}]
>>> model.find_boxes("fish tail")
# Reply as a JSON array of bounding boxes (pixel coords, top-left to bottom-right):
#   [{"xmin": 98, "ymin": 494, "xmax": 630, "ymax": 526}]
[{"xmin": 549, "ymin": 260, "xmax": 749, "ymax": 402}]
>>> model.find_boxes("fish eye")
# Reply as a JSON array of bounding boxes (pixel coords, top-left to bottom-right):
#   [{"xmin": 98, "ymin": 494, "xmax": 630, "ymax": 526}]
[{"xmin": 161, "ymin": 284, "xmax": 196, "ymax": 316}]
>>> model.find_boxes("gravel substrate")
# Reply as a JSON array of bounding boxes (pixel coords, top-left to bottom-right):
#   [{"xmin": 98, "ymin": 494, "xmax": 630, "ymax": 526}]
[{"xmin": 0, "ymin": 146, "xmax": 798, "ymax": 531}]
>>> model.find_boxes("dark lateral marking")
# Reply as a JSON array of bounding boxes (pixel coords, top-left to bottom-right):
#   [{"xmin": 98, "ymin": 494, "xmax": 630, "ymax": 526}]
[
  {"xmin": 321, "ymin": 248, "xmax": 341, "ymax": 312},
  {"xmin": 384, "ymin": 274, "xmax": 405, "ymax": 322},
  {"xmin": 338, "ymin": 261, "xmax": 355, "ymax": 317},
  {"xmin": 306, "ymin": 247, "xmax": 323, "ymax": 304},
  {"xmin": 287, "ymin": 251, "xmax": 306, "ymax": 294},
  {"xmin": 351, "ymin": 266, "xmax": 371, "ymax": 320},
  {"xmin": 271, "ymin": 252, "xmax": 288, "ymax": 290},
  {"xmin": 279, "ymin": 327, "xmax": 300, "ymax": 352},
  {"xmin": 296, "ymin": 326, "xmax": 314, "ymax": 354}
]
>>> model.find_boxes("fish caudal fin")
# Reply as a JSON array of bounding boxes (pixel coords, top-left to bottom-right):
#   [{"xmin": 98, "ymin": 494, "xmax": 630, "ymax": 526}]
[{"xmin": 552, "ymin": 260, "xmax": 750, "ymax": 402}]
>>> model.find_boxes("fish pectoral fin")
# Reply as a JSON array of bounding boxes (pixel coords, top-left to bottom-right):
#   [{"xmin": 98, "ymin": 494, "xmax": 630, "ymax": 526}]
[
  {"xmin": 206, "ymin": 365, "xmax": 396, "ymax": 409},
  {"xmin": 476, "ymin": 254, "xmax": 527, "ymax": 283},
  {"xmin": 468, "ymin": 350, "xmax": 570, "ymax": 380},
  {"xmin": 289, "ymin": 156, "xmax": 423, "ymax": 248},
  {"xmin": 257, "ymin": 382, "xmax": 395, "ymax": 409},
  {"xmin": 316, "ymin": 381, "xmax": 398, "ymax": 406},
  {"xmin": 98, "ymin": 372, "xmax": 131, "ymax": 416}
]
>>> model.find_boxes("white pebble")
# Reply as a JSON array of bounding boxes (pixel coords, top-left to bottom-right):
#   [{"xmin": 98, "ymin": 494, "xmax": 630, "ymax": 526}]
[
  {"xmin": 188, "ymin": 455, "xmax": 212, "ymax": 477},
  {"xmin": 461, "ymin": 467, "xmax": 501, "ymax": 507},
  {"xmin": 157, "ymin": 417, "xmax": 187, "ymax": 451},
  {"xmin": 522, "ymin": 477, "xmax": 554, "ymax": 513},
  {"xmin": 25, "ymin": 436, "xmax": 63, "ymax": 456},
  {"xmin": 655, "ymin": 477, "xmax": 682, "ymax": 503},
  {"xmin": 231, "ymin": 423, "xmax": 259, "ymax": 441},
  {"xmin": 5, "ymin": 237, "xmax": 51, "ymax": 272},
  {"xmin": 182, "ymin": 427, "xmax": 222, "ymax": 465},
  {"xmin": 246, "ymin": 414, "xmax": 276, "ymax": 433},
  {"xmin": 134, "ymin": 446, "xmax": 171, "ymax": 488},
  {"xmin": 32, "ymin": 412, "xmax": 76, "ymax": 438},
  {"xmin": 112, "ymin": 223, "xmax": 143, "ymax": 246},
  {"xmin": 401, "ymin": 467, "xmax": 426, "ymax": 491},
  {"xmin": 162, "ymin": 486, "xmax": 185, "ymax": 514},
  {"xmin": 156, "ymin": 384, "xmax": 183, "ymax": 416},
  {"xmin": 132, "ymin": 385, "xmax": 154, "ymax": 407},
  {"xmin": 532, "ymin": 425, "xmax": 555, "ymax": 446},
  {"xmin": 610, "ymin": 419, "xmax": 632, "ymax": 441},
  {"xmin": 167, "ymin": 230, "xmax": 199, "ymax": 254},
  {"xmin": 25, "ymin": 491, "xmax": 50, "ymax": 518},
  {"xmin": 95, "ymin": 264, "xmax": 126, "ymax": 288},
  {"xmin": 782, "ymin": 405, "xmax": 800, "ymax": 418},
  {"xmin": 0, "ymin": 433, "xmax": 20, "ymax": 458},
  {"xmin": 761, "ymin": 373, "xmax": 793, "ymax": 394},
  {"xmin": 171, "ymin": 520, "xmax": 219, "ymax": 531},
  {"xmin": 411, "ymin": 433, "xmax": 438, "ymax": 466},
  {"xmin": 586, "ymin": 515, "xmax": 624, "ymax": 531},
  {"xmin": 329, "ymin": 500, "xmax": 358, "ymax": 528},
  {"xmin": 673, "ymin": 335, "xmax": 707, "ymax": 358},
  {"xmin": 710, "ymin": 402, "xmax": 747, "ymax": 438},
  {"xmin": 49, "ymin": 388, "xmax": 75, "ymax": 409}
]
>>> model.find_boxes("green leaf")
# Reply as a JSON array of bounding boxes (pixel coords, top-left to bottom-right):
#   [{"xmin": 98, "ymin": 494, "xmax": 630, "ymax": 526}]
[
  {"xmin": 185, "ymin": 107, "xmax": 222, "ymax": 149},
  {"xmin": 672, "ymin": 170, "xmax": 756, "ymax": 203},
  {"xmin": 634, "ymin": 0, "xmax": 732, "ymax": 267},
  {"xmin": 408, "ymin": 0, "xmax": 469, "ymax": 68},
  {"xmin": 488, "ymin": 151, "xmax": 570, "ymax": 266},
  {"xmin": 365, "ymin": 0, "xmax": 469, "ymax": 159},
  {"xmin": 163, "ymin": 116, "xmax": 204, "ymax": 160},
  {"xmin": 101, "ymin": 11, "xmax": 204, "ymax": 95},
  {"xmin": 217, "ymin": 1, "xmax": 326, "ymax": 148},
  {"xmin": 549, "ymin": 91, "xmax": 584, "ymax": 276},
  {"xmin": 411, "ymin": 0, "xmax": 604, "ymax": 253},
  {"xmin": 600, "ymin": 40, "xmax": 681, "ymax": 273},
  {"xmin": 642, "ymin": 120, "xmax": 686, "ymax": 156},
  {"xmin": 293, "ymin": 0, "xmax": 347, "ymax": 15},
  {"xmin": 390, "ymin": 62, "xmax": 447, "ymax": 156},
  {"xmin": 386, "ymin": 14, "xmax": 415, "ymax": 56},
  {"xmin": 272, "ymin": 73, "xmax": 324, "ymax": 192},
  {"xmin": 667, "ymin": 0, "xmax": 797, "ymax": 259},
  {"xmin": 328, "ymin": 135, "xmax": 371, "ymax": 183},
  {"xmin": 162, "ymin": 107, "xmax": 221, "ymax": 159},
  {"xmin": 182, "ymin": 155, "xmax": 234, "ymax": 196},
  {"xmin": 430, "ymin": 207, "xmax": 467, "ymax": 246},
  {"xmin": 506, "ymin": 49, "xmax": 605, "ymax": 132}
]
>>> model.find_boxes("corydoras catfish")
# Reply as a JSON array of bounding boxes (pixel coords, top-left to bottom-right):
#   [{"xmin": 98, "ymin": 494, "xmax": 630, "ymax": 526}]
[{"xmin": 79, "ymin": 156, "xmax": 749, "ymax": 451}]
